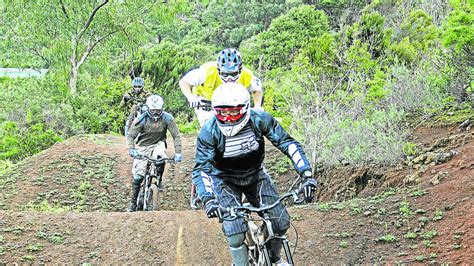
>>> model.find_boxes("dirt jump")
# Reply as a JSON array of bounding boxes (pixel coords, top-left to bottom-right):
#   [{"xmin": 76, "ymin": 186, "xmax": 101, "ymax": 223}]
[{"xmin": 0, "ymin": 122, "xmax": 472, "ymax": 264}]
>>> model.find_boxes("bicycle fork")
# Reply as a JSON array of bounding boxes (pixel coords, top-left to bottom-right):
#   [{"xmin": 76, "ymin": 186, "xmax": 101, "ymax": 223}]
[
  {"xmin": 262, "ymin": 215, "xmax": 294, "ymax": 265},
  {"xmin": 143, "ymin": 175, "xmax": 150, "ymax": 210}
]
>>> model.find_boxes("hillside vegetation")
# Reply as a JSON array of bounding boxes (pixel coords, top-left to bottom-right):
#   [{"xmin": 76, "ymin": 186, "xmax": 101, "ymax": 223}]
[{"xmin": 1, "ymin": 0, "xmax": 472, "ymax": 170}]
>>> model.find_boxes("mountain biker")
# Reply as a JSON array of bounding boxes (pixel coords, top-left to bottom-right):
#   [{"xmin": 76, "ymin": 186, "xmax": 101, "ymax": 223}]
[
  {"xmin": 179, "ymin": 48, "xmax": 264, "ymax": 127},
  {"xmin": 120, "ymin": 77, "xmax": 151, "ymax": 136},
  {"xmin": 126, "ymin": 94, "xmax": 183, "ymax": 212},
  {"xmin": 181, "ymin": 48, "xmax": 264, "ymax": 209},
  {"xmin": 192, "ymin": 83, "xmax": 317, "ymax": 265}
]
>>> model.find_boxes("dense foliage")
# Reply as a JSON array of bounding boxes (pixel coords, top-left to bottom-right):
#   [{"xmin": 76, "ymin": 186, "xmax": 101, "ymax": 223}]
[{"xmin": 1, "ymin": 0, "xmax": 472, "ymax": 170}]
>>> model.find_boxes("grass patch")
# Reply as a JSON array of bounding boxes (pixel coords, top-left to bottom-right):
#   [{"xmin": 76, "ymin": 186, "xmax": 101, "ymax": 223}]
[
  {"xmin": 36, "ymin": 231, "xmax": 47, "ymax": 239},
  {"xmin": 399, "ymin": 199, "xmax": 413, "ymax": 218},
  {"xmin": 324, "ymin": 232, "xmax": 354, "ymax": 239},
  {"xmin": 339, "ymin": 240, "xmax": 349, "ymax": 248},
  {"xmin": 24, "ymin": 199, "xmax": 71, "ymax": 213},
  {"xmin": 423, "ymin": 240, "xmax": 434, "ymax": 248},
  {"xmin": 418, "ymin": 216, "xmax": 429, "ymax": 227},
  {"xmin": 349, "ymin": 205, "xmax": 362, "ymax": 215},
  {"xmin": 421, "ymin": 230, "xmax": 438, "ymax": 240},
  {"xmin": 415, "ymin": 255, "xmax": 426, "ymax": 262},
  {"xmin": 331, "ymin": 203, "xmax": 346, "ymax": 210},
  {"xmin": 22, "ymin": 255, "xmax": 35, "ymax": 262},
  {"xmin": 433, "ymin": 210, "xmax": 444, "ymax": 221},
  {"xmin": 376, "ymin": 234, "xmax": 397, "ymax": 243},
  {"xmin": 433, "ymin": 106, "xmax": 474, "ymax": 124},
  {"xmin": 410, "ymin": 189, "xmax": 428, "ymax": 198},
  {"xmin": 316, "ymin": 202, "xmax": 331, "ymax": 212},
  {"xmin": 404, "ymin": 232, "xmax": 417, "ymax": 239},
  {"xmin": 369, "ymin": 188, "xmax": 398, "ymax": 204},
  {"xmin": 48, "ymin": 233, "xmax": 64, "ymax": 244},
  {"xmin": 26, "ymin": 243, "xmax": 44, "ymax": 252},
  {"xmin": 452, "ymin": 243, "xmax": 461, "ymax": 250},
  {"xmin": 3, "ymin": 226, "xmax": 25, "ymax": 234}
]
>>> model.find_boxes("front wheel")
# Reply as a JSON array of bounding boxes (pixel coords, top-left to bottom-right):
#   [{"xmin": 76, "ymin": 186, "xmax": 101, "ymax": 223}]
[
  {"xmin": 145, "ymin": 184, "xmax": 160, "ymax": 211},
  {"xmin": 136, "ymin": 187, "xmax": 145, "ymax": 211}
]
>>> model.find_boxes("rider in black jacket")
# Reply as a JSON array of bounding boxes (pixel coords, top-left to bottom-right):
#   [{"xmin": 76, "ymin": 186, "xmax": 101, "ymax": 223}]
[{"xmin": 192, "ymin": 83, "xmax": 317, "ymax": 265}]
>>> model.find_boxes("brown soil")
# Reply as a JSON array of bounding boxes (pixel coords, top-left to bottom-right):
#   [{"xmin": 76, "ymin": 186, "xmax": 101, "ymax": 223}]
[{"xmin": 0, "ymin": 123, "xmax": 472, "ymax": 264}]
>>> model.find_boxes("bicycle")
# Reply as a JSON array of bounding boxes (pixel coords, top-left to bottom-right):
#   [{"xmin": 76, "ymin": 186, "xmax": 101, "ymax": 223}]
[
  {"xmin": 134, "ymin": 154, "xmax": 175, "ymax": 211},
  {"xmin": 219, "ymin": 185, "xmax": 307, "ymax": 265}
]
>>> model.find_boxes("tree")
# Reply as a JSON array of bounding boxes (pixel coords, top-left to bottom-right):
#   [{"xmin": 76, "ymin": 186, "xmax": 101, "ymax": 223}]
[
  {"xmin": 1, "ymin": 0, "xmax": 187, "ymax": 94},
  {"xmin": 240, "ymin": 5, "xmax": 330, "ymax": 72}
]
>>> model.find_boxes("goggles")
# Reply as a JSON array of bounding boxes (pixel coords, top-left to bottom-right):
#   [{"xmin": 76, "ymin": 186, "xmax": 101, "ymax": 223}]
[
  {"xmin": 149, "ymin": 109, "xmax": 162, "ymax": 116},
  {"xmin": 219, "ymin": 71, "xmax": 240, "ymax": 83},
  {"xmin": 214, "ymin": 107, "xmax": 244, "ymax": 123}
]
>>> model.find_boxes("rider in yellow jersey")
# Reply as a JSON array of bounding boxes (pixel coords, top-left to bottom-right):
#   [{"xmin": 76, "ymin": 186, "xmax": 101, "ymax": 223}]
[{"xmin": 179, "ymin": 48, "xmax": 263, "ymax": 127}]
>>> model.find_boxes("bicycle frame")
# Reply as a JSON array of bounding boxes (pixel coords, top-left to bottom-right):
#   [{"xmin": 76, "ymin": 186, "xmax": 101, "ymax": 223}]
[
  {"xmin": 142, "ymin": 163, "xmax": 155, "ymax": 211},
  {"xmin": 221, "ymin": 187, "xmax": 305, "ymax": 265},
  {"xmin": 135, "ymin": 155, "xmax": 174, "ymax": 211},
  {"xmin": 240, "ymin": 207, "xmax": 294, "ymax": 265}
]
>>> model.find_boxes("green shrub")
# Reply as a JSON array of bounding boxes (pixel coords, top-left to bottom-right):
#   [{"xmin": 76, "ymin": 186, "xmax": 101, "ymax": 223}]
[
  {"xmin": 137, "ymin": 41, "xmax": 216, "ymax": 121},
  {"xmin": 0, "ymin": 121, "xmax": 62, "ymax": 161},
  {"xmin": 241, "ymin": 5, "xmax": 330, "ymax": 71},
  {"xmin": 442, "ymin": 0, "xmax": 473, "ymax": 52}
]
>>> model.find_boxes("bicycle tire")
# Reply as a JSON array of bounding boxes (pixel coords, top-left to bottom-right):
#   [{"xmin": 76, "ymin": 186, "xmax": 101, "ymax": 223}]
[
  {"xmin": 136, "ymin": 187, "xmax": 145, "ymax": 211},
  {"xmin": 148, "ymin": 184, "xmax": 160, "ymax": 211}
]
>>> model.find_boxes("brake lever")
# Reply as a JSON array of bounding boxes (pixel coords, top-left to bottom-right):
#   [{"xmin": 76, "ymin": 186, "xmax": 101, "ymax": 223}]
[{"xmin": 292, "ymin": 184, "xmax": 306, "ymax": 204}]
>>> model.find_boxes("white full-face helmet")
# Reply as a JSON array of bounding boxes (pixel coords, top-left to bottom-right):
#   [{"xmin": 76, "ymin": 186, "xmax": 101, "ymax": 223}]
[
  {"xmin": 211, "ymin": 83, "xmax": 250, "ymax": 137},
  {"xmin": 145, "ymin": 94, "xmax": 164, "ymax": 121}
]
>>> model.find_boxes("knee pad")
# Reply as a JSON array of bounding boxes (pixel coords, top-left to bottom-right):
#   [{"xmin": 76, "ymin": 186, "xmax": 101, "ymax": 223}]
[
  {"xmin": 132, "ymin": 175, "xmax": 144, "ymax": 186},
  {"xmin": 228, "ymin": 234, "xmax": 248, "ymax": 266},
  {"xmin": 227, "ymin": 233, "xmax": 245, "ymax": 248},
  {"xmin": 230, "ymin": 244, "xmax": 248, "ymax": 266}
]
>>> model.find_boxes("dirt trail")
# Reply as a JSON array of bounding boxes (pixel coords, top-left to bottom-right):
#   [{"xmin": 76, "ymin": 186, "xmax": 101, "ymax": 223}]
[{"xmin": 0, "ymin": 124, "xmax": 472, "ymax": 264}]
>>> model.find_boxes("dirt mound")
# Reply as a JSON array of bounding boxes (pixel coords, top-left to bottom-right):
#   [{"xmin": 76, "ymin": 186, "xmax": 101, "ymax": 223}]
[
  {"xmin": 0, "ymin": 122, "xmax": 472, "ymax": 264},
  {"xmin": 0, "ymin": 132, "xmax": 325, "ymax": 212},
  {"xmin": 0, "ymin": 134, "xmax": 197, "ymax": 212}
]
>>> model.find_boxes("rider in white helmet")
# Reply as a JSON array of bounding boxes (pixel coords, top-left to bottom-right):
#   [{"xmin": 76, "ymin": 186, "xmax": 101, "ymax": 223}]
[
  {"xmin": 192, "ymin": 83, "xmax": 317, "ymax": 265},
  {"xmin": 126, "ymin": 94, "xmax": 183, "ymax": 212}
]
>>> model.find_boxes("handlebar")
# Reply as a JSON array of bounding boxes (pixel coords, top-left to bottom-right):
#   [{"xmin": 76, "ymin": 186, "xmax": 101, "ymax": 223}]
[
  {"xmin": 134, "ymin": 155, "xmax": 175, "ymax": 164},
  {"xmin": 197, "ymin": 98, "xmax": 212, "ymax": 109},
  {"xmin": 124, "ymin": 95, "xmax": 142, "ymax": 102},
  {"xmin": 219, "ymin": 186, "xmax": 305, "ymax": 219},
  {"xmin": 198, "ymin": 99, "xmax": 211, "ymax": 107}
]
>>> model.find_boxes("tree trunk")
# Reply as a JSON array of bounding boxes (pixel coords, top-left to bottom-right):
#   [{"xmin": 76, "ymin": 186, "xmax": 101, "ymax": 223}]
[{"xmin": 69, "ymin": 65, "xmax": 78, "ymax": 95}]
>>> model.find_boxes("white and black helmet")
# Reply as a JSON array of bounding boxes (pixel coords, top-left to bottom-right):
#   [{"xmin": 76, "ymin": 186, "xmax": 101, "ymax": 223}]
[
  {"xmin": 211, "ymin": 83, "xmax": 250, "ymax": 137},
  {"xmin": 145, "ymin": 94, "xmax": 164, "ymax": 121}
]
